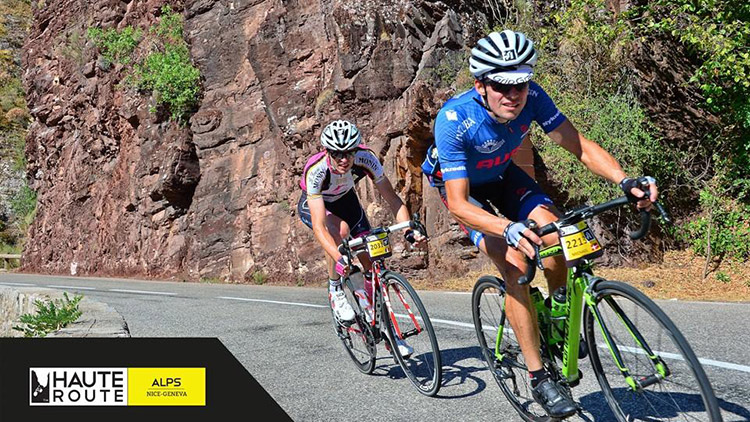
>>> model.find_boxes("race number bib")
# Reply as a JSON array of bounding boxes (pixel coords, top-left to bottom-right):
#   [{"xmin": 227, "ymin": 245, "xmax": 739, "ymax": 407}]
[
  {"xmin": 558, "ymin": 221, "xmax": 603, "ymax": 267},
  {"xmin": 366, "ymin": 231, "xmax": 392, "ymax": 259}
]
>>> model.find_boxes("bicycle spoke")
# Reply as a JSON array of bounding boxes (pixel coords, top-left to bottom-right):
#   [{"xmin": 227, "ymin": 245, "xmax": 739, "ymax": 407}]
[
  {"xmin": 472, "ymin": 276, "xmax": 549, "ymax": 420},
  {"xmin": 331, "ymin": 280, "xmax": 376, "ymax": 374},
  {"xmin": 586, "ymin": 281, "xmax": 720, "ymax": 421},
  {"xmin": 382, "ymin": 272, "xmax": 441, "ymax": 396}
]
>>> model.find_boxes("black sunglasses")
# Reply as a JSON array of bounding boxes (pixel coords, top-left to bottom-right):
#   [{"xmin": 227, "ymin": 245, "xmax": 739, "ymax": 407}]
[
  {"xmin": 485, "ymin": 80, "xmax": 529, "ymax": 94},
  {"xmin": 328, "ymin": 150, "xmax": 355, "ymax": 160}
]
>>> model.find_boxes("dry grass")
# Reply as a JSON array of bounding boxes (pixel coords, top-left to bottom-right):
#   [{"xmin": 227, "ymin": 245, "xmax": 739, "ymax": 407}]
[
  {"xmin": 412, "ymin": 250, "xmax": 750, "ymax": 303},
  {"xmin": 597, "ymin": 250, "xmax": 750, "ymax": 302}
]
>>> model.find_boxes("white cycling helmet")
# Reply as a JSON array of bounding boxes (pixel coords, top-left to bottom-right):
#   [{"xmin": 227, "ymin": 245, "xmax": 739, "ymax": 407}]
[
  {"xmin": 320, "ymin": 120, "xmax": 361, "ymax": 151},
  {"xmin": 469, "ymin": 30, "xmax": 538, "ymax": 84}
]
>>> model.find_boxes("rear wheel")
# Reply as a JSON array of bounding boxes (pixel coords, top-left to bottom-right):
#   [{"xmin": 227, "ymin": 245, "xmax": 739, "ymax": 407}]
[
  {"xmin": 584, "ymin": 280, "xmax": 721, "ymax": 421},
  {"xmin": 331, "ymin": 276, "xmax": 376, "ymax": 374},
  {"xmin": 381, "ymin": 271, "xmax": 442, "ymax": 396},
  {"xmin": 472, "ymin": 275, "xmax": 554, "ymax": 421}
]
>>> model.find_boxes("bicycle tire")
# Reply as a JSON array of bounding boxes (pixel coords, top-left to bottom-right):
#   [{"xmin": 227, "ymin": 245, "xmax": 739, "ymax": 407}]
[
  {"xmin": 584, "ymin": 280, "xmax": 722, "ymax": 421},
  {"xmin": 381, "ymin": 271, "xmax": 442, "ymax": 396},
  {"xmin": 471, "ymin": 275, "xmax": 553, "ymax": 421},
  {"xmin": 331, "ymin": 276, "xmax": 376, "ymax": 374}
]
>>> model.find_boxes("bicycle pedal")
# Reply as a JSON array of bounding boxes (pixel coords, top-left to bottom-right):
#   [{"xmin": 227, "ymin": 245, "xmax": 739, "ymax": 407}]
[
  {"xmin": 567, "ymin": 370, "xmax": 583, "ymax": 387},
  {"xmin": 338, "ymin": 318, "xmax": 355, "ymax": 327}
]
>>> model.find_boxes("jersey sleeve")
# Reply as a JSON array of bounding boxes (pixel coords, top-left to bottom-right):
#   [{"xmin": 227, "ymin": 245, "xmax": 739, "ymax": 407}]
[
  {"xmin": 528, "ymin": 82, "xmax": 567, "ymax": 133},
  {"xmin": 354, "ymin": 149, "xmax": 385, "ymax": 184},
  {"xmin": 304, "ymin": 163, "xmax": 327, "ymax": 200},
  {"xmin": 434, "ymin": 108, "xmax": 469, "ymax": 181}
]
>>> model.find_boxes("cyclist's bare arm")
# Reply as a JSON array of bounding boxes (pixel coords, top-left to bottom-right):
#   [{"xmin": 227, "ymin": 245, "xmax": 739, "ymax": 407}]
[
  {"xmin": 375, "ymin": 177, "xmax": 411, "ymax": 224},
  {"xmin": 547, "ymin": 120, "xmax": 627, "ymax": 184},
  {"xmin": 374, "ymin": 177, "xmax": 427, "ymax": 245},
  {"xmin": 309, "ymin": 195, "xmax": 344, "ymax": 261},
  {"xmin": 547, "ymin": 120, "xmax": 658, "ymax": 206},
  {"xmin": 444, "ymin": 178, "xmax": 542, "ymax": 257}
]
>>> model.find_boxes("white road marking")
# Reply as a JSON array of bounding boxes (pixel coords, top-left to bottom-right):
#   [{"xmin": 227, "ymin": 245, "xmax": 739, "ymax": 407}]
[
  {"xmin": 226, "ymin": 294, "xmax": 750, "ymax": 374},
  {"xmin": 218, "ymin": 296, "xmax": 327, "ymax": 309},
  {"xmin": 601, "ymin": 344, "xmax": 750, "ymax": 374},
  {"xmin": 10, "ymin": 276, "xmax": 746, "ymax": 374},
  {"xmin": 394, "ymin": 313, "xmax": 475, "ymax": 330},
  {"xmin": 109, "ymin": 289, "xmax": 177, "ymax": 296},
  {"xmin": 47, "ymin": 285, "xmax": 97, "ymax": 291}
]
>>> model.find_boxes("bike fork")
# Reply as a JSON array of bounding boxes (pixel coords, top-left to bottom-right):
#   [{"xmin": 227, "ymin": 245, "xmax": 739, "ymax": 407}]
[{"xmin": 588, "ymin": 296, "xmax": 670, "ymax": 391}]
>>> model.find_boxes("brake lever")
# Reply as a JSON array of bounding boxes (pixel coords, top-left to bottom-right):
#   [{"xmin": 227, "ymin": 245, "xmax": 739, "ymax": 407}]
[
  {"xmin": 654, "ymin": 201, "xmax": 672, "ymax": 225},
  {"xmin": 518, "ymin": 221, "xmax": 544, "ymax": 285},
  {"xmin": 409, "ymin": 212, "xmax": 429, "ymax": 239}
]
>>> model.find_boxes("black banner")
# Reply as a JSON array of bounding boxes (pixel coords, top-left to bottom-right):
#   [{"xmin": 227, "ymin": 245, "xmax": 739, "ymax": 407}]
[{"xmin": 0, "ymin": 338, "xmax": 292, "ymax": 420}]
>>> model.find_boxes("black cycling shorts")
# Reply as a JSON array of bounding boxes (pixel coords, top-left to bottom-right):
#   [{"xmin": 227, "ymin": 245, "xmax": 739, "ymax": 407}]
[
  {"xmin": 298, "ymin": 189, "xmax": 372, "ymax": 238},
  {"xmin": 432, "ymin": 162, "xmax": 554, "ymax": 246}
]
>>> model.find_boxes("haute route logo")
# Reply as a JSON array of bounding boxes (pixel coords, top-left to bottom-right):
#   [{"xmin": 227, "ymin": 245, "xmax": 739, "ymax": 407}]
[{"xmin": 29, "ymin": 367, "xmax": 205, "ymax": 406}]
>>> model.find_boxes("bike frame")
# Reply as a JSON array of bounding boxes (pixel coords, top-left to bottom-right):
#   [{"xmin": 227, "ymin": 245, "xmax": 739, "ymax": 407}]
[
  {"xmin": 346, "ymin": 245, "xmax": 424, "ymax": 344},
  {"xmin": 495, "ymin": 243, "xmax": 668, "ymax": 391}
]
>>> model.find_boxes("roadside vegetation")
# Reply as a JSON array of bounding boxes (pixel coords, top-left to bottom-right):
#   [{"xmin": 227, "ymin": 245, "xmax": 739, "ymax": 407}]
[
  {"xmin": 421, "ymin": 0, "xmax": 749, "ymax": 294},
  {"xmin": 13, "ymin": 292, "xmax": 84, "ymax": 337},
  {"xmin": 0, "ymin": 0, "xmax": 34, "ymax": 258},
  {"xmin": 88, "ymin": 5, "xmax": 201, "ymax": 123}
]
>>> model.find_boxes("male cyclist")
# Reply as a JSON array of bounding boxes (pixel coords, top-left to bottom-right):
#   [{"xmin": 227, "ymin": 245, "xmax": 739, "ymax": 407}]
[
  {"xmin": 422, "ymin": 30, "xmax": 658, "ymax": 418},
  {"xmin": 299, "ymin": 120, "xmax": 425, "ymax": 355}
]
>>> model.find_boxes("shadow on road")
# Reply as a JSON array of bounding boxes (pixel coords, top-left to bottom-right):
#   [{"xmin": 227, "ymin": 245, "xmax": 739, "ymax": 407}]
[
  {"xmin": 367, "ymin": 345, "xmax": 490, "ymax": 399},
  {"xmin": 577, "ymin": 389, "xmax": 749, "ymax": 421}
]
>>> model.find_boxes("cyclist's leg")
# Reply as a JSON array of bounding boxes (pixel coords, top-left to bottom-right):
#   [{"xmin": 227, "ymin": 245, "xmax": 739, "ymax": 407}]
[
  {"xmin": 527, "ymin": 204, "xmax": 566, "ymax": 293},
  {"xmin": 495, "ymin": 163, "xmax": 567, "ymax": 295},
  {"xmin": 325, "ymin": 189, "xmax": 373, "ymax": 273},
  {"xmin": 323, "ymin": 214, "xmax": 349, "ymax": 279},
  {"xmin": 297, "ymin": 191, "xmax": 349, "ymax": 279},
  {"xmin": 437, "ymin": 179, "xmax": 547, "ymax": 371},
  {"xmin": 480, "ymin": 235, "xmax": 545, "ymax": 372},
  {"xmin": 483, "ymin": 164, "xmax": 576, "ymax": 417}
]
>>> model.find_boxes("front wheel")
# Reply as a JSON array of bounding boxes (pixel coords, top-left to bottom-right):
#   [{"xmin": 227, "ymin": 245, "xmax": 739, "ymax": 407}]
[
  {"xmin": 381, "ymin": 271, "xmax": 442, "ymax": 396},
  {"xmin": 331, "ymin": 275, "xmax": 376, "ymax": 374},
  {"xmin": 584, "ymin": 280, "xmax": 721, "ymax": 421}
]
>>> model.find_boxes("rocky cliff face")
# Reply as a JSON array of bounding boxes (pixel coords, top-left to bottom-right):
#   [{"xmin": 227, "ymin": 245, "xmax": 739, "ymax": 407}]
[
  {"xmin": 20, "ymin": 0, "xmax": 709, "ymax": 283},
  {"xmin": 21, "ymin": 0, "xmax": 495, "ymax": 282}
]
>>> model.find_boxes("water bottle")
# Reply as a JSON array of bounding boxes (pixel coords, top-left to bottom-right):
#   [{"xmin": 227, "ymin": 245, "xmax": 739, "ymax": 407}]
[
  {"xmin": 549, "ymin": 286, "xmax": 568, "ymax": 343},
  {"xmin": 355, "ymin": 270, "xmax": 374, "ymax": 323},
  {"xmin": 353, "ymin": 289, "xmax": 372, "ymax": 323}
]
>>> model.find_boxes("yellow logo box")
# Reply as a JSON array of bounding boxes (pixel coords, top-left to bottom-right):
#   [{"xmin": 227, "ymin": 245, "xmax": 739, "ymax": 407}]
[{"xmin": 127, "ymin": 368, "xmax": 206, "ymax": 406}]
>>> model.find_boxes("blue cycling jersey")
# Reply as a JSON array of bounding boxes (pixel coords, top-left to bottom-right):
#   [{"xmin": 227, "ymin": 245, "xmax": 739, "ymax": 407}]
[{"xmin": 422, "ymin": 82, "xmax": 566, "ymax": 186}]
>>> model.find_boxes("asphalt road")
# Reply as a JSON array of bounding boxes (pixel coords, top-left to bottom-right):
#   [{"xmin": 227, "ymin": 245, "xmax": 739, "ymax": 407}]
[{"xmin": 1, "ymin": 272, "xmax": 748, "ymax": 421}]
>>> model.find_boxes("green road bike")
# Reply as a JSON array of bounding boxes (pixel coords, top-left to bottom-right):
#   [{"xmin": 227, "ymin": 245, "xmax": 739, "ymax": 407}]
[
  {"xmin": 472, "ymin": 187, "xmax": 721, "ymax": 421},
  {"xmin": 331, "ymin": 216, "xmax": 442, "ymax": 396}
]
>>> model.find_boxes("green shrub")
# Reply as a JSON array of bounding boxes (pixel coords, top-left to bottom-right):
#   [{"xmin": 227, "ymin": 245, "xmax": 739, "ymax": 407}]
[
  {"xmin": 534, "ymin": 88, "xmax": 671, "ymax": 206},
  {"xmin": 87, "ymin": 26, "xmax": 142, "ymax": 66},
  {"xmin": 135, "ymin": 43, "xmax": 200, "ymax": 122},
  {"xmin": 87, "ymin": 6, "xmax": 201, "ymax": 123},
  {"xmin": 0, "ymin": 77, "xmax": 25, "ymax": 112},
  {"xmin": 639, "ymin": 0, "xmax": 750, "ymax": 201},
  {"xmin": 13, "ymin": 293, "xmax": 84, "ymax": 337},
  {"xmin": 679, "ymin": 189, "xmax": 750, "ymax": 261},
  {"xmin": 133, "ymin": 6, "xmax": 200, "ymax": 122},
  {"xmin": 252, "ymin": 270, "xmax": 268, "ymax": 285},
  {"xmin": 715, "ymin": 271, "xmax": 731, "ymax": 283},
  {"xmin": 10, "ymin": 183, "xmax": 36, "ymax": 218}
]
